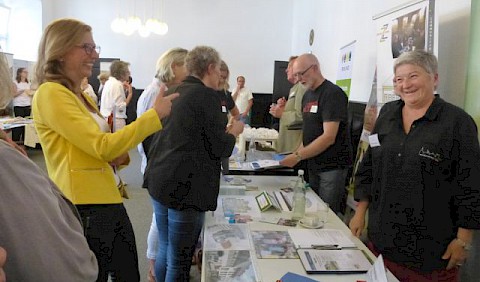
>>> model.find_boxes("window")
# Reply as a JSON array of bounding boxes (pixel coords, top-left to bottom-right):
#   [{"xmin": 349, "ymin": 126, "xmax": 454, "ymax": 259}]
[{"xmin": 0, "ymin": 4, "xmax": 10, "ymax": 51}]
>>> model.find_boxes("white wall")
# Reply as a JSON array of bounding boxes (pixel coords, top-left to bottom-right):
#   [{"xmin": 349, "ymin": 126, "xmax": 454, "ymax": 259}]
[
  {"xmin": 3, "ymin": 0, "xmax": 42, "ymax": 61},
  {"xmin": 291, "ymin": 0, "xmax": 471, "ymax": 106},
  {"xmin": 42, "ymin": 0, "xmax": 295, "ymax": 93}
]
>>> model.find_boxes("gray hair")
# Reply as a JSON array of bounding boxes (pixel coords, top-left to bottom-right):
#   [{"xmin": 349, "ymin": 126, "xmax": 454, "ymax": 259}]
[
  {"xmin": 185, "ymin": 46, "xmax": 220, "ymax": 78},
  {"xmin": 155, "ymin": 47, "xmax": 188, "ymax": 83},
  {"xmin": 394, "ymin": 50, "xmax": 438, "ymax": 75},
  {"xmin": 110, "ymin": 60, "xmax": 130, "ymax": 80}
]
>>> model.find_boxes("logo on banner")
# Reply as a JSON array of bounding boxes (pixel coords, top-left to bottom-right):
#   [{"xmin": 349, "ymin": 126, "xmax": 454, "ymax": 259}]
[{"xmin": 377, "ymin": 23, "xmax": 390, "ymax": 42}]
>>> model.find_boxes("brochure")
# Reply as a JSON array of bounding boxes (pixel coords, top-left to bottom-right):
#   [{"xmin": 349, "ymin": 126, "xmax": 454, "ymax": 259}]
[
  {"xmin": 250, "ymin": 231, "xmax": 299, "ymax": 259},
  {"xmin": 204, "ymin": 250, "xmax": 259, "ymax": 282},
  {"xmin": 204, "ymin": 224, "xmax": 251, "ymax": 250},
  {"xmin": 297, "ymin": 249, "xmax": 372, "ymax": 274}
]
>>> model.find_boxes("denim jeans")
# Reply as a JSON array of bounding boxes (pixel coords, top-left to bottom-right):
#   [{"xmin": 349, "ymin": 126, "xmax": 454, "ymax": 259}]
[
  {"xmin": 152, "ymin": 198, "xmax": 205, "ymax": 282},
  {"xmin": 308, "ymin": 168, "xmax": 348, "ymax": 215}
]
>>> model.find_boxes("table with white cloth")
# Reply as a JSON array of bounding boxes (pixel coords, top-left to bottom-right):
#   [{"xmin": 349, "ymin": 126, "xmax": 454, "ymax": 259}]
[{"xmin": 201, "ymin": 175, "xmax": 399, "ymax": 282}]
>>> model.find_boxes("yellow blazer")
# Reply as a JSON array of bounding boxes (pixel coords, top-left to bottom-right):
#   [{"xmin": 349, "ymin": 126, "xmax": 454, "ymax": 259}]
[{"xmin": 32, "ymin": 82, "xmax": 161, "ymax": 204}]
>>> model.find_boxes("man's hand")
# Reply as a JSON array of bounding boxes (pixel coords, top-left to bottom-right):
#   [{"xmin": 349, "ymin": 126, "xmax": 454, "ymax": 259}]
[{"xmin": 280, "ymin": 153, "xmax": 299, "ymax": 168}]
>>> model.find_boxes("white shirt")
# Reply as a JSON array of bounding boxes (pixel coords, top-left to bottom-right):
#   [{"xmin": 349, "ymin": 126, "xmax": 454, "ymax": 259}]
[
  {"xmin": 82, "ymin": 84, "xmax": 97, "ymax": 105},
  {"xmin": 232, "ymin": 87, "xmax": 253, "ymax": 114},
  {"xmin": 13, "ymin": 81, "xmax": 32, "ymax": 107},
  {"xmin": 100, "ymin": 77, "xmax": 127, "ymax": 119},
  {"xmin": 136, "ymin": 78, "xmax": 163, "ymax": 174}
]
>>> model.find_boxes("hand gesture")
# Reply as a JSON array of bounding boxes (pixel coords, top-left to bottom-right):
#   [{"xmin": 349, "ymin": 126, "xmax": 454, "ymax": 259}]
[
  {"xmin": 279, "ymin": 153, "xmax": 299, "ymax": 168},
  {"xmin": 349, "ymin": 212, "xmax": 365, "ymax": 238},
  {"xmin": 277, "ymin": 97, "xmax": 286, "ymax": 107},
  {"xmin": 442, "ymin": 239, "xmax": 469, "ymax": 270},
  {"xmin": 227, "ymin": 119, "xmax": 244, "ymax": 137},
  {"xmin": 153, "ymin": 86, "xmax": 179, "ymax": 120}
]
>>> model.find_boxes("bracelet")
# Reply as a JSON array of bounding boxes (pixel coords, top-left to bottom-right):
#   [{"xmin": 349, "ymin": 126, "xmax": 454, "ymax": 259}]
[
  {"xmin": 295, "ymin": 151, "xmax": 302, "ymax": 162},
  {"xmin": 455, "ymin": 238, "xmax": 472, "ymax": 251}
]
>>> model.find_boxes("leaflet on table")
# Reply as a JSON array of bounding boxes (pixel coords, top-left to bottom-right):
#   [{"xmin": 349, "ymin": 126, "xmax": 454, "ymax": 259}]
[
  {"xmin": 216, "ymin": 195, "xmax": 262, "ymax": 218},
  {"xmin": 204, "ymin": 250, "xmax": 259, "ymax": 282},
  {"xmin": 297, "ymin": 249, "xmax": 372, "ymax": 274},
  {"xmin": 219, "ymin": 185, "xmax": 246, "ymax": 196},
  {"xmin": 204, "ymin": 224, "xmax": 251, "ymax": 250},
  {"xmin": 288, "ymin": 229, "xmax": 357, "ymax": 249},
  {"xmin": 250, "ymin": 231, "xmax": 298, "ymax": 259},
  {"xmin": 249, "ymin": 159, "xmax": 284, "ymax": 170},
  {"xmin": 366, "ymin": 254, "xmax": 388, "ymax": 282}
]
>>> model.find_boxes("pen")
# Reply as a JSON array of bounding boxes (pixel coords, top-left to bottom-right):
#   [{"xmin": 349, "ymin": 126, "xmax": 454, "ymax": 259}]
[{"xmin": 311, "ymin": 244, "xmax": 339, "ymax": 249}]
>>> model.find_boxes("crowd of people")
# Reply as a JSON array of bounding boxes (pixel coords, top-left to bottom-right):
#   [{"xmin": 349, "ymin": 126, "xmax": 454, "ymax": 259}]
[{"xmin": 0, "ymin": 16, "xmax": 479, "ymax": 282}]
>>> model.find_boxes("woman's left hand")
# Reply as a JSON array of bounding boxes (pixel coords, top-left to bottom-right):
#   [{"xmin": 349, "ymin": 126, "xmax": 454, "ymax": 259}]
[
  {"xmin": 442, "ymin": 239, "xmax": 468, "ymax": 270},
  {"xmin": 109, "ymin": 153, "xmax": 129, "ymax": 167}
]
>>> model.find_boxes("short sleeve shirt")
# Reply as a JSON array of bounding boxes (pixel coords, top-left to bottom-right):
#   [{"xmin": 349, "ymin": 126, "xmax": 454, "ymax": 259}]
[{"xmin": 302, "ymin": 79, "xmax": 352, "ymax": 171}]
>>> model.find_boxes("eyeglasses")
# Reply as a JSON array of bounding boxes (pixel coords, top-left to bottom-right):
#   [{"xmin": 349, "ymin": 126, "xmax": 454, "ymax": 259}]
[
  {"xmin": 77, "ymin": 43, "xmax": 101, "ymax": 55},
  {"xmin": 294, "ymin": 64, "xmax": 315, "ymax": 78}
]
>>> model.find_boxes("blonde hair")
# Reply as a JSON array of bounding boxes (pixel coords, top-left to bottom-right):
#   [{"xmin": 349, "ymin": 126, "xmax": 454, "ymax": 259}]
[
  {"xmin": 220, "ymin": 60, "xmax": 230, "ymax": 90},
  {"xmin": 0, "ymin": 53, "xmax": 14, "ymax": 109},
  {"xmin": 155, "ymin": 47, "xmax": 188, "ymax": 84},
  {"xmin": 34, "ymin": 18, "xmax": 92, "ymax": 93},
  {"xmin": 97, "ymin": 72, "xmax": 109, "ymax": 81}
]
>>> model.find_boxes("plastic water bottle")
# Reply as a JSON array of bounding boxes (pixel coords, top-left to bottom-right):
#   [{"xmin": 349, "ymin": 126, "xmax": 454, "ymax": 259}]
[
  {"xmin": 292, "ymin": 169, "xmax": 306, "ymax": 221},
  {"xmin": 246, "ymin": 137, "xmax": 257, "ymax": 161}
]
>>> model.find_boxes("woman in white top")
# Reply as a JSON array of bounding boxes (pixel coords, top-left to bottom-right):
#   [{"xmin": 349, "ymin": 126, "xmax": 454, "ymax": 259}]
[
  {"xmin": 12, "ymin": 68, "xmax": 32, "ymax": 143},
  {"xmin": 81, "ymin": 77, "xmax": 98, "ymax": 105}
]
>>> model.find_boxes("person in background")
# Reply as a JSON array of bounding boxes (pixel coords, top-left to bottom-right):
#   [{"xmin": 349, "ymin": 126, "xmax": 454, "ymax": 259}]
[
  {"xmin": 144, "ymin": 46, "xmax": 244, "ymax": 281},
  {"xmin": 81, "ymin": 76, "xmax": 98, "ymax": 105},
  {"xmin": 97, "ymin": 71, "xmax": 109, "ymax": 102},
  {"xmin": 269, "ymin": 55, "xmax": 307, "ymax": 153},
  {"xmin": 280, "ymin": 53, "xmax": 352, "ymax": 215},
  {"xmin": 0, "ymin": 47, "xmax": 98, "ymax": 282},
  {"xmin": 217, "ymin": 60, "xmax": 240, "ymax": 174},
  {"xmin": 231, "ymin": 75, "xmax": 253, "ymax": 124},
  {"xmin": 136, "ymin": 47, "xmax": 189, "ymax": 282},
  {"xmin": 125, "ymin": 76, "xmax": 138, "ymax": 124},
  {"xmin": 32, "ymin": 18, "xmax": 178, "ymax": 281},
  {"xmin": 349, "ymin": 50, "xmax": 480, "ymax": 282},
  {"xmin": 100, "ymin": 60, "xmax": 132, "ymax": 130},
  {"xmin": 11, "ymin": 67, "xmax": 32, "ymax": 144}
]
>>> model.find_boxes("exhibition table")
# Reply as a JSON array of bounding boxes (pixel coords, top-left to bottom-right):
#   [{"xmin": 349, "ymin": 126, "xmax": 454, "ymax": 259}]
[{"xmin": 201, "ymin": 175, "xmax": 399, "ymax": 282}]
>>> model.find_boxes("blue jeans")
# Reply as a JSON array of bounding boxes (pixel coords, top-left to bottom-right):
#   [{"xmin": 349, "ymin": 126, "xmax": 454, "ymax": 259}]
[
  {"xmin": 151, "ymin": 198, "xmax": 205, "ymax": 282},
  {"xmin": 308, "ymin": 168, "xmax": 348, "ymax": 215}
]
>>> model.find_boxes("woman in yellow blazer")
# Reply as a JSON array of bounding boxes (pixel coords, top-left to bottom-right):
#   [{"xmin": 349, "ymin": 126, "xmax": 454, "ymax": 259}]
[{"xmin": 32, "ymin": 18, "xmax": 177, "ymax": 282}]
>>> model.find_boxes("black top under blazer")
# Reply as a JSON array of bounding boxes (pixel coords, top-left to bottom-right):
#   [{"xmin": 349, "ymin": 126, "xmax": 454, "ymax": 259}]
[{"xmin": 144, "ymin": 76, "xmax": 236, "ymax": 211}]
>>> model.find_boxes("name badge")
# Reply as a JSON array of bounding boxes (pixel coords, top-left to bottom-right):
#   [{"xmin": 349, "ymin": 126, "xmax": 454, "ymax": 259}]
[
  {"xmin": 310, "ymin": 105, "xmax": 318, "ymax": 113},
  {"xmin": 289, "ymin": 91, "xmax": 295, "ymax": 98},
  {"xmin": 222, "ymin": 106, "xmax": 227, "ymax": 113},
  {"xmin": 368, "ymin": 134, "xmax": 381, "ymax": 147}
]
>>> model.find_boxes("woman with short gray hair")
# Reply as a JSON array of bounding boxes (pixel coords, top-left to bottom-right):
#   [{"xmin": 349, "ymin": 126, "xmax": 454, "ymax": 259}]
[{"xmin": 145, "ymin": 45, "xmax": 244, "ymax": 281}]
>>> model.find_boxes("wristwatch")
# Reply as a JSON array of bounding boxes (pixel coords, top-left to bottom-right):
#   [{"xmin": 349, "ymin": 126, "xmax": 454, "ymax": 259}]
[
  {"xmin": 456, "ymin": 238, "xmax": 472, "ymax": 251},
  {"xmin": 295, "ymin": 151, "xmax": 302, "ymax": 162}
]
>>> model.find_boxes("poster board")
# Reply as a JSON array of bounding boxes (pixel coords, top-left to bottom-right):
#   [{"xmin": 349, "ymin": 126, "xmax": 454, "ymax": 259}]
[{"xmin": 374, "ymin": 0, "xmax": 437, "ymax": 105}]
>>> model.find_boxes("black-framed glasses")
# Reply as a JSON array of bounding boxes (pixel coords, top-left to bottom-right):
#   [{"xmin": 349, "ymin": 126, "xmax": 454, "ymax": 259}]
[
  {"xmin": 77, "ymin": 43, "xmax": 101, "ymax": 55},
  {"xmin": 294, "ymin": 64, "xmax": 315, "ymax": 78}
]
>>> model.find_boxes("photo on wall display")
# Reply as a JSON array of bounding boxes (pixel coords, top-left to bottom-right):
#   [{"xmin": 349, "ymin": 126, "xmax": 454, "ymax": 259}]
[{"xmin": 374, "ymin": 0, "xmax": 437, "ymax": 104}]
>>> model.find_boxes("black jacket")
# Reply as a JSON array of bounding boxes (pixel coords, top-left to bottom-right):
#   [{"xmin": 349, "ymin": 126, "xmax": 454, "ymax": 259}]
[{"xmin": 144, "ymin": 76, "xmax": 236, "ymax": 211}]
